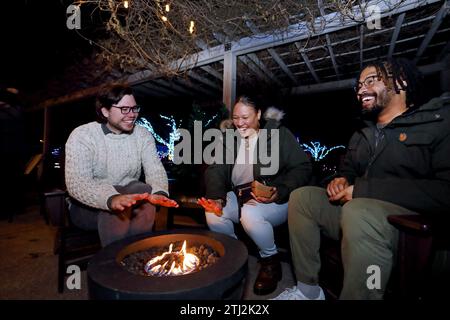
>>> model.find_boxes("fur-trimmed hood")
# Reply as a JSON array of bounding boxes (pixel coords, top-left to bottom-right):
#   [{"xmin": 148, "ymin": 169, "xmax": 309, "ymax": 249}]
[
  {"xmin": 219, "ymin": 106, "xmax": 285, "ymax": 132},
  {"xmin": 263, "ymin": 107, "xmax": 285, "ymax": 122}
]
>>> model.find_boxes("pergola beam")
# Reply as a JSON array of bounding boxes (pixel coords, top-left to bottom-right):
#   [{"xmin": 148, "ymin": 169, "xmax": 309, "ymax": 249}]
[
  {"xmin": 388, "ymin": 12, "xmax": 406, "ymax": 58},
  {"xmin": 296, "ymin": 42, "xmax": 320, "ymax": 83},
  {"xmin": 223, "ymin": 50, "xmax": 237, "ymax": 112},
  {"xmin": 247, "ymin": 53, "xmax": 283, "ymax": 86},
  {"xmin": 230, "ymin": 0, "xmax": 440, "ymax": 57},
  {"xmin": 414, "ymin": 0, "xmax": 449, "ymax": 63},
  {"xmin": 268, "ymin": 48, "xmax": 299, "ymax": 84},
  {"xmin": 287, "ymin": 29, "xmax": 450, "ymax": 69},
  {"xmin": 288, "ymin": 61, "xmax": 445, "ymax": 95},
  {"xmin": 128, "ymin": 0, "xmax": 441, "ymax": 84},
  {"xmin": 173, "ymin": 78, "xmax": 216, "ymax": 97},
  {"xmin": 200, "ymin": 66, "xmax": 223, "ymax": 81},
  {"xmin": 318, "ymin": 0, "xmax": 340, "ymax": 79},
  {"xmin": 271, "ymin": 14, "xmax": 434, "ymax": 62},
  {"xmin": 239, "ymin": 55, "xmax": 272, "ymax": 82},
  {"xmin": 214, "ymin": 32, "xmax": 274, "ymax": 84},
  {"xmin": 188, "ymin": 70, "xmax": 222, "ymax": 91},
  {"xmin": 155, "ymin": 79, "xmax": 195, "ymax": 96},
  {"xmin": 246, "ymin": 19, "xmax": 299, "ymax": 85},
  {"xmin": 133, "ymin": 83, "xmax": 173, "ymax": 97},
  {"xmin": 293, "ymin": 42, "xmax": 447, "ymax": 77}
]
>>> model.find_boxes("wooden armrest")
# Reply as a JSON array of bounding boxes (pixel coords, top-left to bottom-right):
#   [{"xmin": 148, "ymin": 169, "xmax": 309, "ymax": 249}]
[
  {"xmin": 173, "ymin": 194, "xmax": 203, "ymax": 209},
  {"xmin": 387, "ymin": 214, "xmax": 432, "ymax": 235},
  {"xmin": 44, "ymin": 188, "xmax": 67, "ymax": 198},
  {"xmin": 43, "ymin": 188, "xmax": 68, "ymax": 227}
]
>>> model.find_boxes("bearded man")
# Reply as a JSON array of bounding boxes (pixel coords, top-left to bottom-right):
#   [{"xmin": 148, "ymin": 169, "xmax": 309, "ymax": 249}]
[{"xmin": 274, "ymin": 58, "xmax": 450, "ymax": 300}]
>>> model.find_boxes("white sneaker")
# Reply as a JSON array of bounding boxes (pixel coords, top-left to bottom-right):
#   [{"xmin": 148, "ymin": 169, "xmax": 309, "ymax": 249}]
[{"xmin": 271, "ymin": 286, "xmax": 325, "ymax": 300}]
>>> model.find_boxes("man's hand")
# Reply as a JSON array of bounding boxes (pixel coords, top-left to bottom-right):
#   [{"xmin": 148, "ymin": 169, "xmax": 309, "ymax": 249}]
[
  {"xmin": 250, "ymin": 187, "xmax": 278, "ymax": 204},
  {"xmin": 327, "ymin": 177, "xmax": 349, "ymax": 199},
  {"xmin": 197, "ymin": 197, "xmax": 223, "ymax": 216},
  {"xmin": 329, "ymin": 185, "xmax": 354, "ymax": 204},
  {"xmin": 147, "ymin": 194, "xmax": 179, "ymax": 208},
  {"xmin": 110, "ymin": 193, "xmax": 149, "ymax": 211}
]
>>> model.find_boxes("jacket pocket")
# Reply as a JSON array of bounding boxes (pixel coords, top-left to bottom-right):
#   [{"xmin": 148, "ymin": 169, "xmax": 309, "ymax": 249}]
[
  {"xmin": 401, "ymin": 132, "xmax": 433, "ymax": 146},
  {"xmin": 396, "ymin": 132, "xmax": 433, "ymax": 177}
]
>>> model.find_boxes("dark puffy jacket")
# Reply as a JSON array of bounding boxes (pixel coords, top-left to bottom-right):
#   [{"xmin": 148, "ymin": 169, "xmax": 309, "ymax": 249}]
[
  {"xmin": 339, "ymin": 92, "xmax": 450, "ymax": 215},
  {"xmin": 205, "ymin": 119, "xmax": 312, "ymax": 204}
]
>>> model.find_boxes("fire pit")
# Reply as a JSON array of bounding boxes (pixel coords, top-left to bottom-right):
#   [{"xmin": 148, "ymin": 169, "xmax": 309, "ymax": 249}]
[
  {"xmin": 87, "ymin": 230, "xmax": 248, "ymax": 300},
  {"xmin": 122, "ymin": 240, "xmax": 220, "ymax": 276}
]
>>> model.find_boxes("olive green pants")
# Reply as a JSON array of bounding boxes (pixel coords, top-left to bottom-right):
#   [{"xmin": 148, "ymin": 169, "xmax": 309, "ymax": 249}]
[{"xmin": 288, "ymin": 186, "xmax": 417, "ymax": 299}]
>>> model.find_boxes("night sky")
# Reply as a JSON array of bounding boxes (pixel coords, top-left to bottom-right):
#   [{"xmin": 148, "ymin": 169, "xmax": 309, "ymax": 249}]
[{"xmin": 1, "ymin": 1, "xmax": 91, "ymax": 91}]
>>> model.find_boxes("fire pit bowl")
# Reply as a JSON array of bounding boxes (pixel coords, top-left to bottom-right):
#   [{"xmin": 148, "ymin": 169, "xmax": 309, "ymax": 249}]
[{"xmin": 87, "ymin": 229, "xmax": 248, "ymax": 300}]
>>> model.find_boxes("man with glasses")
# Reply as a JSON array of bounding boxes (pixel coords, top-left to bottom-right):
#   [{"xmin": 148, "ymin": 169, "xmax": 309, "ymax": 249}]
[
  {"xmin": 274, "ymin": 58, "xmax": 450, "ymax": 300},
  {"xmin": 65, "ymin": 84, "xmax": 178, "ymax": 246}
]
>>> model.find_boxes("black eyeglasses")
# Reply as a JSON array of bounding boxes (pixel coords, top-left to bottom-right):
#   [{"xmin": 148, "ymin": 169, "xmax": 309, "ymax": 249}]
[
  {"xmin": 354, "ymin": 75, "xmax": 383, "ymax": 92},
  {"xmin": 112, "ymin": 105, "xmax": 141, "ymax": 114}
]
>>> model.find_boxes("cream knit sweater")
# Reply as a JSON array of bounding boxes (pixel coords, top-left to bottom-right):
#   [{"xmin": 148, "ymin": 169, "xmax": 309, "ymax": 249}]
[{"xmin": 65, "ymin": 121, "xmax": 168, "ymax": 210}]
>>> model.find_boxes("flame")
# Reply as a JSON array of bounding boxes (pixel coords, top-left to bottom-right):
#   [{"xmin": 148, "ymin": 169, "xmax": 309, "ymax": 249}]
[{"xmin": 144, "ymin": 241, "xmax": 200, "ymax": 276}]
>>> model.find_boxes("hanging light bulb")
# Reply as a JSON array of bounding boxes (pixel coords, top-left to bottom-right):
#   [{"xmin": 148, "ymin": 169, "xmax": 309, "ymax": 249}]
[
  {"xmin": 123, "ymin": 1, "xmax": 129, "ymax": 9},
  {"xmin": 189, "ymin": 20, "xmax": 195, "ymax": 34},
  {"xmin": 165, "ymin": 4, "xmax": 170, "ymax": 12}
]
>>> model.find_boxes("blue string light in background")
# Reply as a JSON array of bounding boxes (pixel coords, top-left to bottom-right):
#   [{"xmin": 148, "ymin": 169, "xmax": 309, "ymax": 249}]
[
  {"xmin": 300, "ymin": 141, "xmax": 345, "ymax": 161},
  {"xmin": 137, "ymin": 115, "xmax": 345, "ymax": 163},
  {"xmin": 136, "ymin": 116, "xmax": 181, "ymax": 160}
]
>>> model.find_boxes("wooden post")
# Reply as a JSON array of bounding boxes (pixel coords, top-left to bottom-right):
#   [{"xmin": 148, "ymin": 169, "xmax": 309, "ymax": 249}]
[
  {"xmin": 39, "ymin": 107, "xmax": 50, "ymax": 181},
  {"xmin": 43, "ymin": 107, "xmax": 50, "ymax": 156},
  {"xmin": 222, "ymin": 49, "xmax": 237, "ymax": 115}
]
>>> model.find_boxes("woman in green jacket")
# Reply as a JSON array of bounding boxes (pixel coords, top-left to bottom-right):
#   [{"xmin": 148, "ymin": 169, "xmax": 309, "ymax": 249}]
[{"xmin": 198, "ymin": 95, "xmax": 312, "ymax": 295}]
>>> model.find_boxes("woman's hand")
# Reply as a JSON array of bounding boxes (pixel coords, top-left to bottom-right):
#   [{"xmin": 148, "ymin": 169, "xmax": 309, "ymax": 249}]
[
  {"xmin": 197, "ymin": 197, "xmax": 223, "ymax": 216},
  {"xmin": 251, "ymin": 187, "xmax": 278, "ymax": 203}
]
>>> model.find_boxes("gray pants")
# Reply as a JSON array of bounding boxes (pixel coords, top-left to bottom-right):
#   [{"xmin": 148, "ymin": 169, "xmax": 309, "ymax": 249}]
[
  {"xmin": 69, "ymin": 181, "xmax": 156, "ymax": 247},
  {"xmin": 288, "ymin": 186, "xmax": 417, "ymax": 299}
]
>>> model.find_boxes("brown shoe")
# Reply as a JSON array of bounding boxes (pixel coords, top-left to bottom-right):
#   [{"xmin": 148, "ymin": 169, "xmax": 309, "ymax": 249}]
[{"xmin": 253, "ymin": 254, "xmax": 282, "ymax": 295}]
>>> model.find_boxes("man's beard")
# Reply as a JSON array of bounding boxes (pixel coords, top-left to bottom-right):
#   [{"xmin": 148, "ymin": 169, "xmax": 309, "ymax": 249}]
[{"xmin": 360, "ymin": 88, "xmax": 392, "ymax": 120}]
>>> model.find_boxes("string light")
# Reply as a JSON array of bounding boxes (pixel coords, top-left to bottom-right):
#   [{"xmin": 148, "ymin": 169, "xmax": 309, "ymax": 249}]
[
  {"xmin": 189, "ymin": 20, "xmax": 195, "ymax": 34},
  {"xmin": 138, "ymin": 114, "xmax": 344, "ymax": 163},
  {"xmin": 123, "ymin": 1, "xmax": 129, "ymax": 9},
  {"xmin": 161, "ymin": 15, "xmax": 168, "ymax": 22},
  {"xmin": 136, "ymin": 116, "xmax": 181, "ymax": 160},
  {"xmin": 300, "ymin": 141, "xmax": 345, "ymax": 161},
  {"xmin": 136, "ymin": 112, "xmax": 221, "ymax": 161},
  {"xmin": 204, "ymin": 114, "xmax": 218, "ymax": 127},
  {"xmin": 165, "ymin": 4, "xmax": 170, "ymax": 12}
]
